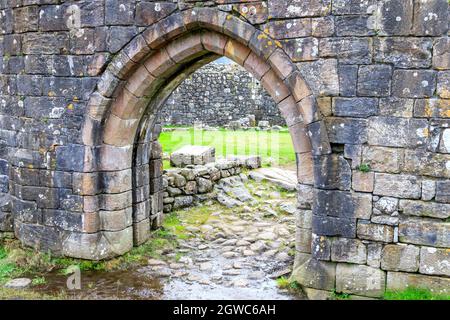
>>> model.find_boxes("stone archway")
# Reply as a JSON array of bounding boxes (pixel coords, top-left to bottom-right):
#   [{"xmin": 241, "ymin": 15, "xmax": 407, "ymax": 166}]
[
  {"xmin": 6, "ymin": 2, "xmax": 448, "ymax": 299},
  {"xmin": 76, "ymin": 9, "xmax": 327, "ymax": 263}
]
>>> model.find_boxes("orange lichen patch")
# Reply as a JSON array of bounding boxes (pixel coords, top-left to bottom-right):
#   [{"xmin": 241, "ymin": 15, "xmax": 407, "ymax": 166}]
[
  {"xmin": 263, "ymin": 28, "xmax": 269, "ymax": 34},
  {"xmin": 424, "ymin": 100, "xmax": 433, "ymax": 117},
  {"xmin": 421, "ymin": 128, "xmax": 430, "ymax": 138},
  {"xmin": 226, "ymin": 14, "xmax": 232, "ymax": 20},
  {"xmin": 275, "ymin": 40, "xmax": 282, "ymax": 48},
  {"xmin": 267, "ymin": 41, "xmax": 273, "ymax": 46},
  {"xmin": 48, "ymin": 91, "xmax": 56, "ymax": 97},
  {"xmin": 67, "ymin": 103, "xmax": 74, "ymax": 110}
]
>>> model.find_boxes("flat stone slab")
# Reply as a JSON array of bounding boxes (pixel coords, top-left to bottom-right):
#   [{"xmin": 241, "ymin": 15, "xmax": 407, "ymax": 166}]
[
  {"xmin": 225, "ymin": 155, "xmax": 262, "ymax": 169},
  {"xmin": 249, "ymin": 168, "xmax": 297, "ymax": 191},
  {"xmin": 4, "ymin": 278, "xmax": 32, "ymax": 289},
  {"xmin": 170, "ymin": 145, "xmax": 215, "ymax": 167}
]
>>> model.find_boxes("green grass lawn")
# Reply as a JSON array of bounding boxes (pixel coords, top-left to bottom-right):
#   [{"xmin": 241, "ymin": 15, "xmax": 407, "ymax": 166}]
[
  {"xmin": 383, "ymin": 287, "xmax": 450, "ymax": 300},
  {"xmin": 159, "ymin": 127, "xmax": 296, "ymax": 169}
]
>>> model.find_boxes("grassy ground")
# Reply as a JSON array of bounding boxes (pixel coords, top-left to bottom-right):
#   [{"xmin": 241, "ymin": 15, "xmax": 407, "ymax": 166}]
[
  {"xmin": 383, "ymin": 287, "xmax": 450, "ymax": 300},
  {"xmin": 159, "ymin": 127, "xmax": 295, "ymax": 169}
]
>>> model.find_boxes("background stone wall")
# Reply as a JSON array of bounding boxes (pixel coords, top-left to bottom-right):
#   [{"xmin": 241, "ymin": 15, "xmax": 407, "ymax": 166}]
[
  {"xmin": 158, "ymin": 61, "xmax": 284, "ymax": 126},
  {"xmin": 0, "ymin": 0, "xmax": 449, "ymax": 298}
]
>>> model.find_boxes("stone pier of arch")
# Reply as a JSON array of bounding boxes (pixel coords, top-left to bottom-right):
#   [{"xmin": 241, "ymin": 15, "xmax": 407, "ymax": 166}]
[{"xmin": 0, "ymin": 0, "xmax": 449, "ymax": 299}]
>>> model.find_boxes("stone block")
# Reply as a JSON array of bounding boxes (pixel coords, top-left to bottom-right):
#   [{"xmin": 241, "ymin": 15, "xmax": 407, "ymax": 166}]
[
  {"xmin": 297, "ymin": 59, "xmax": 339, "ymax": 96},
  {"xmin": 283, "ymin": 38, "xmax": 319, "ymax": 62},
  {"xmin": 437, "ymin": 71, "xmax": 450, "ymax": 99},
  {"xmin": 296, "ymin": 209, "xmax": 313, "ymax": 229},
  {"xmin": 381, "ymin": 244, "xmax": 420, "ymax": 272},
  {"xmin": 133, "ymin": 218, "xmax": 150, "ymax": 246},
  {"xmin": 325, "ymin": 117, "xmax": 368, "ymax": 144},
  {"xmin": 268, "ymin": 49, "xmax": 296, "ymax": 80},
  {"xmin": 224, "ymin": 39, "xmax": 251, "ymax": 66},
  {"xmin": 413, "ymin": 0, "xmax": 449, "ymax": 36},
  {"xmin": 43, "ymin": 209, "xmax": 84, "ymax": 233},
  {"xmin": 306, "ymin": 121, "xmax": 332, "ymax": 156},
  {"xmin": 414, "ymin": 98, "xmax": 450, "ymax": 118},
  {"xmin": 260, "ymin": 69, "xmax": 290, "ymax": 103},
  {"xmin": 264, "ymin": 19, "xmax": 311, "ymax": 39},
  {"xmin": 403, "ymin": 150, "xmax": 450, "ymax": 179},
  {"xmin": 313, "ymin": 189, "xmax": 354, "ymax": 218},
  {"xmin": 332, "ymin": 0, "xmax": 376, "ymax": 15},
  {"xmin": 335, "ymin": 15, "xmax": 374, "ymax": 36},
  {"xmin": 357, "ymin": 221, "xmax": 395, "ymax": 243},
  {"xmin": 392, "ymin": 70, "xmax": 436, "ymax": 98},
  {"xmin": 311, "ymin": 16, "xmax": 335, "ymax": 37},
  {"xmin": 387, "ymin": 271, "xmax": 450, "ymax": 295},
  {"xmin": 296, "ymin": 227, "xmax": 312, "ymax": 253},
  {"xmin": 352, "ymin": 171, "xmax": 374, "ymax": 193},
  {"xmin": 313, "ymin": 154, "xmax": 351, "ymax": 191},
  {"xmin": 331, "ymin": 238, "xmax": 367, "ymax": 264},
  {"xmin": 170, "ymin": 146, "xmax": 215, "ymax": 167},
  {"xmin": 99, "ymin": 208, "xmax": 132, "ymax": 232},
  {"xmin": 201, "ymin": 31, "xmax": 228, "ymax": 56},
  {"xmin": 166, "ymin": 33, "xmax": 205, "ymax": 63},
  {"xmin": 357, "ymin": 65, "xmax": 392, "ymax": 97},
  {"xmin": 291, "ymin": 258, "xmax": 336, "ymax": 291},
  {"xmin": 135, "ymin": 1, "xmax": 177, "ymax": 26},
  {"xmin": 233, "ymin": 2, "xmax": 268, "ymax": 25},
  {"xmin": 368, "ymin": 117, "xmax": 428, "ymax": 148},
  {"xmin": 297, "ymin": 184, "xmax": 314, "ymax": 209},
  {"xmin": 268, "ymin": 0, "xmax": 332, "ymax": 18},
  {"xmin": 244, "ymin": 52, "xmax": 271, "ymax": 81},
  {"xmin": 319, "ymin": 38, "xmax": 371, "ymax": 64},
  {"xmin": 336, "ymin": 264, "xmax": 386, "ymax": 298},
  {"xmin": 333, "ymin": 97, "xmax": 378, "ymax": 118},
  {"xmin": 284, "ymin": 71, "xmax": 312, "ymax": 104},
  {"xmin": 312, "ymin": 214, "xmax": 356, "ymax": 238},
  {"xmin": 311, "ymin": 234, "xmax": 331, "ymax": 260},
  {"xmin": 436, "ymin": 181, "xmax": 450, "ymax": 203},
  {"xmin": 374, "ymin": 173, "xmax": 421, "ymax": 199},
  {"xmin": 379, "ymin": 98, "xmax": 414, "ymax": 117},
  {"xmin": 399, "ymin": 199, "xmax": 450, "ymax": 219},
  {"xmin": 374, "ymin": 37, "xmax": 432, "ymax": 68},
  {"xmin": 375, "ymin": 0, "xmax": 414, "ymax": 36},
  {"xmin": 367, "ymin": 243, "xmax": 383, "ymax": 268},
  {"xmin": 422, "ymin": 180, "xmax": 436, "ymax": 201},
  {"xmin": 362, "ymin": 146, "xmax": 403, "ymax": 173},
  {"xmin": 433, "ymin": 37, "xmax": 450, "ymax": 70},
  {"xmin": 248, "ymin": 30, "xmax": 277, "ymax": 60},
  {"xmin": 338, "ymin": 65, "xmax": 358, "ymax": 97},
  {"xmin": 419, "ymin": 247, "xmax": 450, "ymax": 276},
  {"xmin": 15, "ymin": 222, "xmax": 62, "ymax": 254},
  {"xmin": 399, "ymin": 217, "xmax": 450, "ymax": 248}
]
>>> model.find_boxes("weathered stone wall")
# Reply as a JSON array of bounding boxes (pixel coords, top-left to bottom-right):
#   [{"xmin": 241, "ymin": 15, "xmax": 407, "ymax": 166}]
[
  {"xmin": 159, "ymin": 61, "xmax": 284, "ymax": 126},
  {"xmin": 162, "ymin": 157, "xmax": 258, "ymax": 213},
  {"xmin": 0, "ymin": 0, "xmax": 449, "ymax": 299}
]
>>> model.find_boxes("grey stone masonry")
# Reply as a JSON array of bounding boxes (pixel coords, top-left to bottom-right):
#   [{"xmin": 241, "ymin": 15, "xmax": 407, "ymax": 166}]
[
  {"xmin": 0, "ymin": 0, "xmax": 449, "ymax": 299},
  {"xmin": 159, "ymin": 62, "xmax": 284, "ymax": 126}
]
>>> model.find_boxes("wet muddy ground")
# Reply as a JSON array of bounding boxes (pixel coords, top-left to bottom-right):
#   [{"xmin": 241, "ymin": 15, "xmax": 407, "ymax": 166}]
[{"xmin": 4, "ymin": 180, "xmax": 305, "ymax": 300}]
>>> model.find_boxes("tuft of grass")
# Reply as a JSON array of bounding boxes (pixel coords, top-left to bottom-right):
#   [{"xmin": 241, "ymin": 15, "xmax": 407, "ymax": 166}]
[
  {"xmin": 332, "ymin": 290, "xmax": 351, "ymax": 300},
  {"xmin": 356, "ymin": 163, "xmax": 371, "ymax": 173},
  {"xmin": 276, "ymin": 277, "xmax": 303, "ymax": 295},
  {"xmin": 276, "ymin": 276, "xmax": 290, "ymax": 289},
  {"xmin": 384, "ymin": 287, "xmax": 450, "ymax": 300},
  {"xmin": 0, "ymin": 287, "xmax": 67, "ymax": 300},
  {"xmin": 32, "ymin": 276, "xmax": 47, "ymax": 286}
]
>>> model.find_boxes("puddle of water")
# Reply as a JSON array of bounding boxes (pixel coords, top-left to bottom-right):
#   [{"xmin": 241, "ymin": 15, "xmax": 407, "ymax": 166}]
[{"xmin": 33, "ymin": 270, "xmax": 164, "ymax": 300}]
